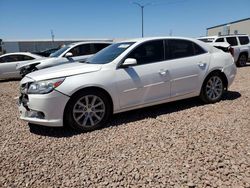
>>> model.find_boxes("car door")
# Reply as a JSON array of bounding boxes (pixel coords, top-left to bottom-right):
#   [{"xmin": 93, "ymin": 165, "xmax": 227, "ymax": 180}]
[
  {"xmin": 166, "ymin": 39, "xmax": 210, "ymax": 97},
  {"xmin": 0, "ymin": 55, "xmax": 27, "ymax": 79},
  {"xmin": 115, "ymin": 40, "xmax": 171, "ymax": 108}
]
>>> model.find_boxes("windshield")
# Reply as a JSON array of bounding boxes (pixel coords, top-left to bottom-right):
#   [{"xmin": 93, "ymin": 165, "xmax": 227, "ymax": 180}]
[
  {"xmin": 49, "ymin": 46, "xmax": 71, "ymax": 57},
  {"xmin": 86, "ymin": 42, "xmax": 135, "ymax": 64}
]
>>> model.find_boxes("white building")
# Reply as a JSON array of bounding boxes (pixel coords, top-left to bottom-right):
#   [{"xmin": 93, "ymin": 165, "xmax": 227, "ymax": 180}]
[{"xmin": 207, "ymin": 18, "xmax": 250, "ymax": 36}]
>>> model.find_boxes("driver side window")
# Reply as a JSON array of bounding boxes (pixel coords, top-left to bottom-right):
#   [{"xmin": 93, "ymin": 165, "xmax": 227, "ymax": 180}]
[{"xmin": 127, "ymin": 40, "xmax": 164, "ymax": 65}]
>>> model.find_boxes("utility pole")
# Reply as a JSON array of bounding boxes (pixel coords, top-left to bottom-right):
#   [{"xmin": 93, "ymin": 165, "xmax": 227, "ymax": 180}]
[
  {"xmin": 133, "ymin": 2, "xmax": 151, "ymax": 38},
  {"xmin": 51, "ymin": 29, "xmax": 55, "ymax": 47}
]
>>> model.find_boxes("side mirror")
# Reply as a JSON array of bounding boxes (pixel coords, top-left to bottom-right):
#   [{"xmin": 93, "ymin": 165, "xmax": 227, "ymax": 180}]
[
  {"xmin": 122, "ymin": 58, "xmax": 137, "ymax": 68},
  {"xmin": 65, "ymin": 52, "xmax": 73, "ymax": 58}
]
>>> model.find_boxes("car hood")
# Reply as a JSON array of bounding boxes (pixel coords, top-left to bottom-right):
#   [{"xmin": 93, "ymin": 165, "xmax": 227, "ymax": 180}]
[
  {"xmin": 16, "ymin": 57, "xmax": 51, "ymax": 70},
  {"xmin": 25, "ymin": 62, "xmax": 102, "ymax": 81}
]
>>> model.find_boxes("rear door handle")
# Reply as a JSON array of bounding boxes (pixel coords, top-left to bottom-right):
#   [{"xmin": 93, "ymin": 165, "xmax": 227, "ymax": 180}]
[{"xmin": 198, "ymin": 62, "xmax": 207, "ymax": 69}]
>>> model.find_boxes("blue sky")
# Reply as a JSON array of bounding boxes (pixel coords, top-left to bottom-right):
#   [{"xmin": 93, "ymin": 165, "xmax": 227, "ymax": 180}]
[{"xmin": 0, "ymin": 0, "xmax": 249, "ymax": 40}]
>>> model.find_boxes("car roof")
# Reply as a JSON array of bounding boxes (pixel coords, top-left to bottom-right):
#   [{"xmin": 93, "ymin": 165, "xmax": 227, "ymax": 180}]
[
  {"xmin": 198, "ymin": 34, "xmax": 249, "ymax": 39},
  {"xmin": 120, "ymin": 36, "xmax": 201, "ymax": 43},
  {"xmin": 0, "ymin": 52, "xmax": 42, "ymax": 58},
  {"xmin": 69, "ymin": 41, "xmax": 113, "ymax": 47}
]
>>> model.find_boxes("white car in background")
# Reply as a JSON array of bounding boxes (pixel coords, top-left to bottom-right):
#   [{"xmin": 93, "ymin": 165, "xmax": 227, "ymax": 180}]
[
  {"xmin": 198, "ymin": 34, "xmax": 250, "ymax": 67},
  {"xmin": 0, "ymin": 52, "xmax": 42, "ymax": 79},
  {"xmin": 17, "ymin": 41, "xmax": 112, "ymax": 76},
  {"xmin": 19, "ymin": 37, "xmax": 237, "ymax": 132}
]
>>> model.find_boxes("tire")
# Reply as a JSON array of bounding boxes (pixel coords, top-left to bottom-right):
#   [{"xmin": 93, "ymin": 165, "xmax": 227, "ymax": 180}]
[
  {"xmin": 236, "ymin": 54, "xmax": 247, "ymax": 67},
  {"xmin": 64, "ymin": 89, "xmax": 112, "ymax": 132},
  {"xmin": 200, "ymin": 72, "xmax": 225, "ymax": 104}
]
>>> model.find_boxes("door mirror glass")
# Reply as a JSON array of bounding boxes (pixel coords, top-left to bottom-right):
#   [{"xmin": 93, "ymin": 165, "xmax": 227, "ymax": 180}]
[
  {"xmin": 122, "ymin": 58, "xmax": 137, "ymax": 67},
  {"xmin": 65, "ymin": 52, "xmax": 73, "ymax": 58}
]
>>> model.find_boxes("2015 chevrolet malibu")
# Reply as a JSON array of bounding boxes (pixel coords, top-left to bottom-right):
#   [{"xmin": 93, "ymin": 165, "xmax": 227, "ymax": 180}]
[{"xmin": 19, "ymin": 37, "xmax": 237, "ymax": 132}]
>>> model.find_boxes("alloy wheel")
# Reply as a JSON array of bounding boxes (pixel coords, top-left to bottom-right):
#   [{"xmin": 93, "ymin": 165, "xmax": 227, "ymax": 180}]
[
  {"xmin": 205, "ymin": 76, "xmax": 223, "ymax": 101},
  {"xmin": 73, "ymin": 95, "xmax": 105, "ymax": 127}
]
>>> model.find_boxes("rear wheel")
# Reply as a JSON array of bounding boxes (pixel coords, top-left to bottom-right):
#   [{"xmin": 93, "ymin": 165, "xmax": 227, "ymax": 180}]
[
  {"xmin": 64, "ymin": 90, "xmax": 112, "ymax": 132},
  {"xmin": 236, "ymin": 54, "xmax": 247, "ymax": 67},
  {"xmin": 200, "ymin": 73, "xmax": 225, "ymax": 103}
]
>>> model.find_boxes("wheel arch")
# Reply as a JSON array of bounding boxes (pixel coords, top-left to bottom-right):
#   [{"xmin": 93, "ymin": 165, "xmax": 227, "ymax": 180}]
[
  {"xmin": 63, "ymin": 86, "xmax": 114, "ymax": 127},
  {"xmin": 202, "ymin": 69, "xmax": 228, "ymax": 92},
  {"xmin": 239, "ymin": 51, "xmax": 248, "ymax": 57}
]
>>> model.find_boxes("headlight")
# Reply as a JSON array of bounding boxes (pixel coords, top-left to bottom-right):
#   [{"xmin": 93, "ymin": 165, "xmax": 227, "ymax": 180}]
[{"xmin": 27, "ymin": 78, "xmax": 65, "ymax": 94}]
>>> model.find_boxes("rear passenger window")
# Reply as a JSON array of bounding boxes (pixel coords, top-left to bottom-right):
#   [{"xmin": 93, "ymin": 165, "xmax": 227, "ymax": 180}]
[
  {"xmin": 215, "ymin": 38, "xmax": 224, "ymax": 42},
  {"xmin": 226, "ymin": 37, "xmax": 238, "ymax": 46},
  {"xmin": 168, "ymin": 40, "xmax": 194, "ymax": 59},
  {"xmin": 23, "ymin": 55, "xmax": 35, "ymax": 61},
  {"xmin": 167, "ymin": 39, "xmax": 205, "ymax": 59},
  {"xmin": 193, "ymin": 43, "xmax": 207, "ymax": 55},
  {"xmin": 238, "ymin": 36, "xmax": 250, "ymax": 45},
  {"xmin": 127, "ymin": 40, "xmax": 164, "ymax": 65}
]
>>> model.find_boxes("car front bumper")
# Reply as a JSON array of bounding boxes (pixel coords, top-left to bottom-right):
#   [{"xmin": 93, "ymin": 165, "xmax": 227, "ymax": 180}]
[{"xmin": 19, "ymin": 90, "xmax": 70, "ymax": 127}]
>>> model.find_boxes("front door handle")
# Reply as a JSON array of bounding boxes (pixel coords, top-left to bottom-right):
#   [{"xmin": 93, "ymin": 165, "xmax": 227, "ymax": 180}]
[{"xmin": 158, "ymin": 69, "xmax": 168, "ymax": 76}]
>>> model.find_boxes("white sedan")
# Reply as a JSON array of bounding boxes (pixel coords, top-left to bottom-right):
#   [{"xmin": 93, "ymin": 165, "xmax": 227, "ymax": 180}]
[
  {"xmin": 18, "ymin": 37, "xmax": 237, "ymax": 132},
  {"xmin": 0, "ymin": 52, "xmax": 42, "ymax": 79}
]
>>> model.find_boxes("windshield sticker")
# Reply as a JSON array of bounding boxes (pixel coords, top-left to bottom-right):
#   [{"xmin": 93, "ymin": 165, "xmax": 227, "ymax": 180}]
[{"xmin": 118, "ymin": 44, "xmax": 130, "ymax": 48}]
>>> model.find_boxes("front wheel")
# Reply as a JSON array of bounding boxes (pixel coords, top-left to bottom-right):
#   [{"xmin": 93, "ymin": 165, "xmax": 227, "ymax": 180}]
[
  {"xmin": 64, "ymin": 90, "xmax": 112, "ymax": 132},
  {"xmin": 200, "ymin": 73, "xmax": 225, "ymax": 103}
]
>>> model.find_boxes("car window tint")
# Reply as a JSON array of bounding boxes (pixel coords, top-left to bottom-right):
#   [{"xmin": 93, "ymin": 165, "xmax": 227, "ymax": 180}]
[
  {"xmin": 92, "ymin": 43, "xmax": 110, "ymax": 53},
  {"xmin": 0, "ymin": 57, "xmax": 3, "ymax": 63},
  {"xmin": 80, "ymin": 44, "xmax": 92, "ymax": 55},
  {"xmin": 69, "ymin": 44, "xmax": 92, "ymax": 56},
  {"xmin": 215, "ymin": 38, "xmax": 224, "ymax": 42},
  {"xmin": 0, "ymin": 55, "xmax": 23, "ymax": 62},
  {"xmin": 193, "ymin": 43, "xmax": 207, "ymax": 55},
  {"xmin": 168, "ymin": 39, "xmax": 195, "ymax": 59},
  {"xmin": 127, "ymin": 40, "xmax": 164, "ymax": 65},
  {"xmin": 0, "ymin": 56, "xmax": 10, "ymax": 62},
  {"xmin": 226, "ymin": 37, "xmax": 238, "ymax": 46},
  {"xmin": 23, "ymin": 55, "xmax": 35, "ymax": 61},
  {"xmin": 238, "ymin": 36, "xmax": 250, "ymax": 45}
]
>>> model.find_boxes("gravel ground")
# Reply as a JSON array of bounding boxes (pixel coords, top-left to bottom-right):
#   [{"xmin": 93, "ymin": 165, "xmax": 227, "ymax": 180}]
[{"xmin": 0, "ymin": 67, "xmax": 250, "ymax": 188}]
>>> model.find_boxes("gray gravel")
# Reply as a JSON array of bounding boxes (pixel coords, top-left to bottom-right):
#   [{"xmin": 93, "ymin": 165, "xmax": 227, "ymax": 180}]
[{"xmin": 0, "ymin": 67, "xmax": 250, "ymax": 188}]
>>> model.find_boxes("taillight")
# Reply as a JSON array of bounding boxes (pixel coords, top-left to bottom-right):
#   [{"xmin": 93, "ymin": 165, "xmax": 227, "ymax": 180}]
[{"xmin": 229, "ymin": 47, "xmax": 234, "ymax": 57}]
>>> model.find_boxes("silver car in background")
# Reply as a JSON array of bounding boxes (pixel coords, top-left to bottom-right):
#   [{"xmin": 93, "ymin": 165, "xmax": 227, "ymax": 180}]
[
  {"xmin": 16, "ymin": 41, "xmax": 112, "ymax": 76},
  {"xmin": 0, "ymin": 52, "xmax": 42, "ymax": 79}
]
